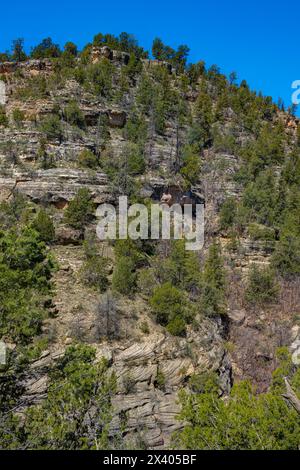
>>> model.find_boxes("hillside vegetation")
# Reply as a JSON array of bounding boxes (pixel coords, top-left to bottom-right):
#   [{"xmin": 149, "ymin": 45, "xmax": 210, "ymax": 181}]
[{"xmin": 0, "ymin": 32, "xmax": 299, "ymax": 449}]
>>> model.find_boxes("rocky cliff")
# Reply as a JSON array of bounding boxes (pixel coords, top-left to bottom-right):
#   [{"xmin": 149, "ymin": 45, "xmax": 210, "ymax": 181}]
[{"xmin": 0, "ymin": 46, "xmax": 299, "ymax": 449}]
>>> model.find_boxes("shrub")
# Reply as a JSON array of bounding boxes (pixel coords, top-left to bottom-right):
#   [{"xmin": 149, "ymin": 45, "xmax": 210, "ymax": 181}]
[
  {"xmin": 242, "ymin": 170, "xmax": 277, "ymax": 226},
  {"xmin": 81, "ymin": 256, "xmax": 109, "ymax": 292},
  {"xmin": 23, "ymin": 345, "xmax": 116, "ymax": 450},
  {"xmin": 193, "ymin": 91, "xmax": 213, "ymax": 146},
  {"xmin": 37, "ymin": 138, "xmax": 54, "ymax": 169},
  {"xmin": 31, "ymin": 209, "xmax": 55, "ymax": 243},
  {"xmin": 248, "ymin": 223, "xmax": 275, "ymax": 241},
  {"xmin": 12, "ymin": 108, "xmax": 25, "ymax": 125},
  {"xmin": 139, "ymin": 320, "xmax": 150, "ymax": 334},
  {"xmin": 63, "ymin": 188, "xmax": 94, "ymax": 229},
  {"xmin": 123, "ymin": 113, "xmax": 147, "ymax": 143},
  {"xmin": 137, "ymin": 268, "xmax": 157, "ymax": 297},
  {"xmin": 125, "ymin": 143, "xmax": 146, "ymax": 175},
  {"xmin": 153, "ymin": 95, "xmax": 166, "ymax": 135},
  {"xmin": 154, "ymin": 369, "xmax": 166, "ymax": 391},
  {"xmin": 78, "ymin": 149, "xmax": 99, "ymax": 169},
  {"xmin": 271, "ymin": 234, "xmax": 300, "ymax": 278},
  {"xmin": 201, "ymin": 242, "xmax": 226, "ymax": 316},
  {"xmin": 122, "ymin": 374, "xmax": 136, "ymax": 394},
  {"xmin": 0, "ymin": 226, "xmax": 54, "ymax": 343},
  {"xmin": 87, "ymin": 59, "xmax": 115, "ymax": 97},
  {"xmin": 213, "ymin": 132, "xmax": 236, "ymax": 153},
  {"xmin": 154, "ymin": 240, "xmax": 201, "ymax": 295},
  {"xmin": 150, "ymin": 282, "xmax": 186, "ymax": 328},
  {"xmin": 219, "ymin": 198, "xmax": 237, "ymax": 230},
  {"xmin": 189, "ymin": 371, "xmax": 219, "ymax": 393},
  {"xmin": 0, "ymin": 105, "xmax": 8, "ymax": 126},
  {"xmin": 112, "ymin": 256, "xmax": 136, "ymax": 295},
  {"xmin": 64, "ymin": 101, "xmax": 85, "ymax": 129},
  {"xmin": 180, "ymin": 145, "xmax": 201, "ymax": 187},
  {"xmin": 174, "ymin": 360, "xmax": 300, "ymax": 450},
  {"xmin": 166, "ymin": 316, "xmax": 186, "ymax": 337},
  {"xmin": 136, "ymin": 74, "xmax": 154, "ymax": 112},
  {"xmin": 39, "ymin": 114, "xmax": 63, "ymax": 141},
  {"xmin": 15, "ymin": 76, "xmax": 48, "ymax": 100},
  {"xmin": 245, "ymin": 264, "xmax": 279, "ymax": 305},
  {"xmin": 114, "ymin": 239, "xmax": 146, "ymax": 266}
]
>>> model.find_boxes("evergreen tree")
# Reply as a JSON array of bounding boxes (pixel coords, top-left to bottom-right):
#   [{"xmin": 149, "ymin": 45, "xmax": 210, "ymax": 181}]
[
  {"xmin": 24, "ymin": 345, "xmax": 117, "ymax": 450},
  {"xmin": 64, "ymin": 188, "xmax": 94, "ymax": 229},
  {"xmin": 201, "ymin": 242, "xmax": 226, "ymax": 316},
  {"xmin": 32, "ymin": 209, "xmax": 55, "ymax": 243},
  {"xmin": 11, "ymin": 38, "xmax": 27, "ymax": 62},
  {"xmin": 112, "ymin": 256, "xmax": 136, "ymax": 295}
]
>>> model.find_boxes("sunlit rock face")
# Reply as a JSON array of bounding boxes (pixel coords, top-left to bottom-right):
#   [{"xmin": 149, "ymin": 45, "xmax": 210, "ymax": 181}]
[{"xmin": 0, "ymin": 80, "xmax": 6, "ymax": 105}]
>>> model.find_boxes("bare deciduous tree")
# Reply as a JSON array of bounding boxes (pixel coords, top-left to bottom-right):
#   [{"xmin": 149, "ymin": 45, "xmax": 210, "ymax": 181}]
[{"xmin": 95, "ymin": 291, "xmax": 119, "ymax": 340}]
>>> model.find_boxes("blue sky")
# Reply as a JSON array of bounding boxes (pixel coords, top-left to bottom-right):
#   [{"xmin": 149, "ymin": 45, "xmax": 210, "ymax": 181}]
[{"xmin": 1, "ymin": 0, "xmax": 299, "ymax": 113}]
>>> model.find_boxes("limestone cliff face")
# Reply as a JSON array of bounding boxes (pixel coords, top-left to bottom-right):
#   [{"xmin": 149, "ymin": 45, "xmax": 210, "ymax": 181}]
[{"xmin": 0, "ymin": 51, "xmax": 299, "ymax": 448}]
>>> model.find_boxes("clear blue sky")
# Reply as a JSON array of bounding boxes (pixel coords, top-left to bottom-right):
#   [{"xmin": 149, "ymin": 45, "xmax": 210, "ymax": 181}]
[{"xmin": 1, "ymin": 0, "xmax": 299, "ymax": 113}]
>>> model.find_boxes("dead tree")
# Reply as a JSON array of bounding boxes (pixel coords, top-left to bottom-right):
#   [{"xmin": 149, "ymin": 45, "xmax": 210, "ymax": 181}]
[
  {"xmin": 95, "ymin": 291, "xmax": 119, "ymax": 340},
  {"xmin": 282, "ymin": 377, "xmax": 300, "ymax": 414}
]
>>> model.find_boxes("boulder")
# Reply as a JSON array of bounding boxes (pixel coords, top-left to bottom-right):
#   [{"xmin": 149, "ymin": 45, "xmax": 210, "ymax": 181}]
[
  {"xmin": 0, "ymin": 80, "xmax": 6, "ymax": 105},
  {"xmin": 227, "ymin": 309, "xmax": 246, "ymax": 325},
  {"xmin": 91, "ymin": 46, "xmax": 113, "ymax": 63},
  {"xmin": 107, "ymin": 109, "xmax": 127, "ymax": 128},
  {"xmin": 0, "ymin": 61, "xmax": 17, "ymax": 74},
  {"xmin": 55, "ymin": 225, "xmax": 83, "ymax": 245}
]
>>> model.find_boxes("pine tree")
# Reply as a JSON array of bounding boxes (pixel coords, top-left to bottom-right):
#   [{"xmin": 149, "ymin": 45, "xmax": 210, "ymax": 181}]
[{"xmin": 201, "ymin": 242, "xmax": 226, "ymax": 316}]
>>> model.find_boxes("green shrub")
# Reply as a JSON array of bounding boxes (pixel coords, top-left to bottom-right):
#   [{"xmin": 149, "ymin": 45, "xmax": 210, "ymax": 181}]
[
  {"xmin": 242, "ymin": 170, "xmax": 277, "ymax": 226},
  {"xmin": 201, "ymin": 242, "xmax": 226, "ymax": 316},
  {"xmin": 87, "ymin": 59, "xmax": 115, "ymax": 97},
  {"xmin": 150, "ymin": 282, "xmax": 187, "ymax": 333},
  {"xmin": 137, "ymin": 268, "xmax": 157, "ymax": 297},
  {"xmin": 39, "ymin": 114, "xmax": 63, "ymax": 141},
  {"xmin": 153, "ymin": 95, "xmax": 166, "ymax": 135},
  {"xmin": 166, "ymin": 315, "xmax": 186, "ymax": 337},
  {"xmin": 219, "ymin": 198, "xmax": 237, "ymax": 230},
  {"xmin": 248, "ymin": 223, "xmax": 275, "ymax": 241},
  {"xmin": 136, "ymin": 74, "xmax": 155, "ymax": 112},
  {"xmin": 15, "ymin": 75, "xmax": 48, "ymax": 100},
  {"xmin": 189, "ymin": 371, "xmax": 219, "ymax": 393},
  {"xmin": 114, "ymin": 239, "xmax": 147, "ymax": 266},
  {"xmin": 154, "ymin": 240, "xmax": 201, "ymax": 294},
  {"xmin": 174, "ymin": 357, "xmax": 300, "ymax": 450},
  {"xmin": 81, "ymin": 256, "xmax": 109, "ymax": 292},
  {"xmin": 180, "ymin": 145, "xmax": 201, "ymax": 187},
  {"xmin": 154, "ymin": 369, "xmax": 166, "ymax": 391},
  {"xmin": 23, "ymin": 345, "xmax": 116, "ymax": 449},
  {"xmin": 37, "ymin": 138, "xmax": 55, "ymax": 169},
  {"xmin": 31, "ymin": 209, "xmax": 55, "ymax": 243},
  {"xmin": 78, "ymin": 149, "xmax": 99, "ymax": 169},
  {"xmin": 64, "ymin": 101, "xmax": 85, "ymax": 128},
  {"xmin": 12, "ymin": 108, "xmax": 25, "ymax": 124},
  {"xmin": 123, "ymin": 113, "xmax": 147, "ymax": 143},
  {"xmin": 112, "ymin": 256, "xmax": 136, "ymax": 295},
  {"xmin": 0, "ymin": 226, "xmax": 54, "ymax": 343},
  {"xmin": 213, "ymin": 131, "xmax": 236, "ymax": 153},
  {"xmin": 245, "ymin": 264, "xmax": 279, "ymax": 305},
  {"xmin": 272, "ymin": 234, "xmax": 300, "ymax": 278},
  {"xmin": 124, "ymin": 143, "xmax": 146, "ymax": 175},
  {"xmin": 0, "ymin": 105, "xmax": 8, "ymax": 126},
  {"xmin": 193, "ymin": 91, "xmax": 213, "ymax": 146},
  {"xmin": 63, "ymin": 188, "xmax": 94, "ymax": 229},
  {"xmin": 139, "ymin": 320, "xmax": 150, "ymax": 334}
]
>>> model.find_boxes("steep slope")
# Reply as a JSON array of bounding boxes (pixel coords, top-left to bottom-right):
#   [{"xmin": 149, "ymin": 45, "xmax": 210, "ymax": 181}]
[{"xmin": 0, "ymin": 41, "xmax": 299, "ymax": 449}]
